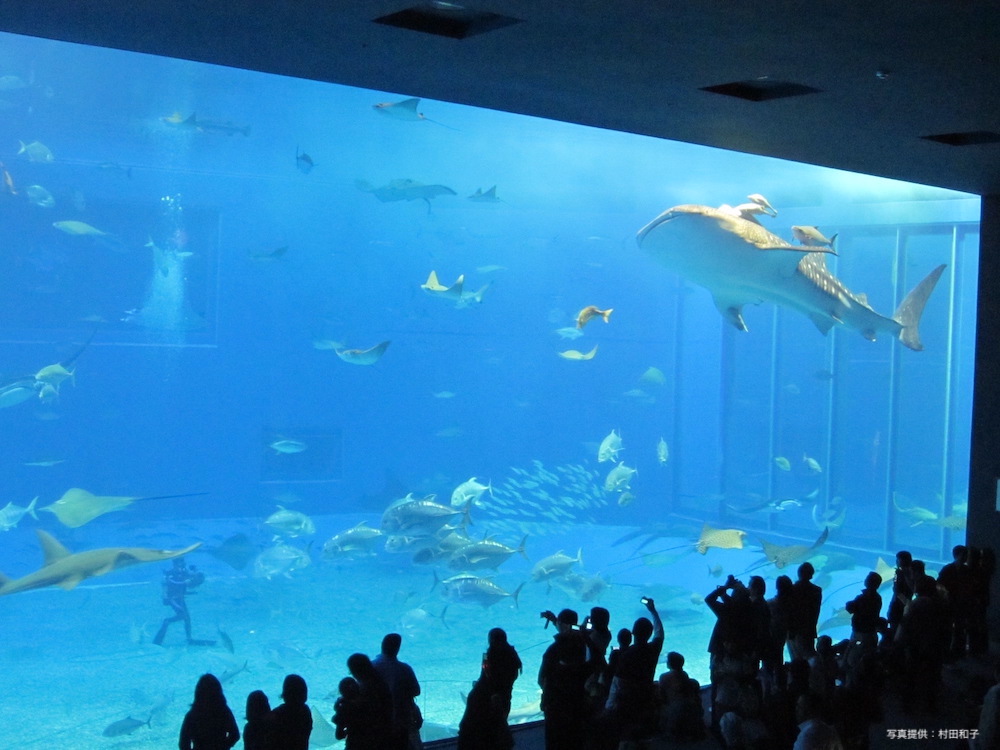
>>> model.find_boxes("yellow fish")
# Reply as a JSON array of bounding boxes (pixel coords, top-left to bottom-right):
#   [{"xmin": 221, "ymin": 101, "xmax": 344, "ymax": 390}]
[
  {"xmin": 575, "ymin": 305, "xmax": 613, "ymax": 329},
  {"xmin": 696, "ymin": 524, "xmax": 747, "ymax": 554},
  {"xmin": 35, "ymin": 363, "xmax": 75, "ymax": 388},
  {"xmin": 558, "ymin": 346, "xmax": 598, "ymax": 361}
]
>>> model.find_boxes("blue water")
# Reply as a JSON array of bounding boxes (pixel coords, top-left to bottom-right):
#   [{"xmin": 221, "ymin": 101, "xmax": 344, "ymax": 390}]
[{"xmin": 0, "ymin": 31, "xmax": 981, "ymax": 748}]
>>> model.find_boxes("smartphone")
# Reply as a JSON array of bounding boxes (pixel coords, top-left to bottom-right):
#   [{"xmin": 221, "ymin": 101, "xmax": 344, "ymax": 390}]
[
  {"xmin": 640, "ymin": 596, "xmax": 651, "ymax": 605},
  {"xmin": 569, "ymin": 623, "xmax": 581, "ymax": 630},
  {"xmin": 584, "ymin": 621, "xmax": 594, "ymax": 630}
]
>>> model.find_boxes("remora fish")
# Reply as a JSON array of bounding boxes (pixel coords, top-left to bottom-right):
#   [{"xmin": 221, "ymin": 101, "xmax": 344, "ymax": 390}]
[
  {"xmin": 636, "ymin": 203, "xmax": 946, "ymax": 350},
  {"xmin": 0, "ymin": 530, "xmax": 201, "ymax": 596}
]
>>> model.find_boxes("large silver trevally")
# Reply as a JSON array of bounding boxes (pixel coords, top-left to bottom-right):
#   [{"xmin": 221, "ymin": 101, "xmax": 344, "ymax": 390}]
[
  {"xmin": 264, "ymin": 506, "xmax": 316, "ymax": 538},
  {"xmin": 636, "ymin": 203, "xmax": 946, "ymax": 350},
  {"xmin": 252, "ymin": 542, "xmax": 311, "ymax": 579},
  {"xmin": 530, "ymin": 549, "xmax": 582, "ymax": 582},
  {"xmin": 435, "ymin": 572, "xmax": 523, "ymax": 609},
  {"xmin": 598, "ymin": 429, "xmax": 623, "ymax": 463},
  {"xmin": 381, "ymin": 493, "xmax": 469, "ymax": 536},
  {"xmin": 322, "ymin": 521, "xmax": 383, "ymax": 558},
  {"xmin": 450, "ymin": 477, "xmax": 492, "ymax": 508},
  {"xmin": 447, "ymin": 534, "xmax": 528, "ymax": 571},
  {"xmin": 0, "ymin": 496, "xmax": 38, "ymax": 531},
  {"xmin": 603, "ymin": 462, "xmax": 637, "ymax": 493}
]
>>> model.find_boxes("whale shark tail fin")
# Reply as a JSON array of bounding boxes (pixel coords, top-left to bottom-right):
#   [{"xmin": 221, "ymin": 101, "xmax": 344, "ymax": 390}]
[{"xmin": 894, "ymin": 264, "xmax": 947, "ymax": 351}]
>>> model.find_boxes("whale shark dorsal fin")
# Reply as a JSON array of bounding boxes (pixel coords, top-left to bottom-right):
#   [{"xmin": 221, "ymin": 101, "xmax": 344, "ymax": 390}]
[{"xmin": 36, "ymin": 529, "xmax": 72, "ymax": 566}]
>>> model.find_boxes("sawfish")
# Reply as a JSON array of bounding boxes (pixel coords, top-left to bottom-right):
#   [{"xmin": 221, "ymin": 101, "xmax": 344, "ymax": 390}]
[
  {"xmin": 0, "ymin": 529, "xmax": 200, "ymax": 596},
  {"xmin": 636, "ymin": 204, "xmax": 946, "ymax": 350}
]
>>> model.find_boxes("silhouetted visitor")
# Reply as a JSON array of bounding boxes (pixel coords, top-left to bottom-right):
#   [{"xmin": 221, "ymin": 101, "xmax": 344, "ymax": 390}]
[
  {"xmin": 886, "ymin": 550, "xmax": 913, "ymax": 645},
  {"xmin": 458, "ymin": 628, "xmax": 522, "ymax": 750},
  {"xmin": 937, "ymin": 544, "xmax": 971, "ymax": 656},
  {"xmin": 763, "ymin": 574, "xmax": 793, "ymax": 695},
  {"xmin": 791, "ymin": 691, "xmax": 843, "ymax": 750},
  {"xmin": 372, "ymin": 633, "xmax": 422, "ymax": 750},
  {"xmin": 895, "ymin": 575, "xmax": 948, "ymax": 712},
  {"xmin": 242, "ymin": 690, "xmax": 272, "ymax": 750},
  {"xmin": 658, "ymin": 652, "xmax": 704, "ymax": 741},
  {"xmin": 607, "ymin": 597, "xmax": 664, "ymax": 744},
  {"xmin": 269, "ymin": 674, "xmax": 312, "ymax": 750},
  {"xmin": 179, "ymin": 673, "xmax": 240, "ymax": 750},
  {"xmin": 538, "ymin": 608, "xmax": 590, "ymax": 750},
  {"xmin": 345, "ymin": 652, "xmax": 393, "ymax": 748},
  {"xmin": 583, "ymin": 606, "xmax": 613, "ymax": 704},
  {"xmin": 332, "ymin": 677, "xmax": 363, "ymax": 748},
  {"xmin": 845, "ymin": 571, "xmax": 882, "ymax": 657},
  {"xmin": 155, "ymin": 557, "xmax": 213, "ymax": 646},
  {"xmin": 787, "ymin": 562, "xmax": 822, "ymax": 660}
]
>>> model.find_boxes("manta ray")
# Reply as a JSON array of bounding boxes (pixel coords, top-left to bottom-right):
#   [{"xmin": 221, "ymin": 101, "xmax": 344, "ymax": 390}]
[
  {"xmin": 420, "ymin": 271, "xmax": 490, "ymax": 308},
  {"xmin": 0, "ymin": 529, "xmax": 201, "ymax": 596},
  {"xmin": 355, "ymin": 178, "xmax": 456, "ymax": 213},
  {"xmin": 636, "ymin": 204, "xmax": 946, "ymax": 350},
  {"xmin": 757, "ymin": 526, "xmax": 830, "ymax": 569},
  {"xmin": 335, "ymin": 340, "xmax": 390, "ymax": 365}
]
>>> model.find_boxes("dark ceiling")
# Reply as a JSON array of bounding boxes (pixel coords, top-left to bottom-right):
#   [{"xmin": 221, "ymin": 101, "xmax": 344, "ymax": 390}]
[{"xmin": 3, "ymin": 1, "xmax": 999, "ymax": 196}]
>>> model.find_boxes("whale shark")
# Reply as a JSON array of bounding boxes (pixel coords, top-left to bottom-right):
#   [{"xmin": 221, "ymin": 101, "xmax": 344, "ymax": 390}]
[
  {"xmin": 636, "ymin": 204, "xmax": 946, "ymax": 350},
  {"xmin": 0, "ymin": 529, "xmax": 200, "ymax": 596}
]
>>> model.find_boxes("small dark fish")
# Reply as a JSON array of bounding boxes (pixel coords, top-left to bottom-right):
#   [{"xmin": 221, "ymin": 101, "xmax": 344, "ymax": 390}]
[
  {"xmin": 102, "ymin": 716, "xmax": 150, "ymax": 737},
  {"xmin": 295, "ymin": 147, "xmax": 315, "ymax": 174}
]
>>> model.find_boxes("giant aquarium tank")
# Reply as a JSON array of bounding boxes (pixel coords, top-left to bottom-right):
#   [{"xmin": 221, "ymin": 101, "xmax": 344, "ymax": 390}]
[{"xmin": 0, "ymin": 30, "xmax": 980, "ymax": 748}]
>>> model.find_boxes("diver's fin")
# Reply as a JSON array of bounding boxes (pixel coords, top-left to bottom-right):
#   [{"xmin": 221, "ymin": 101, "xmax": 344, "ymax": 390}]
[{"xmin": 894, "ymin": 264, "xmax": 946, "ymax": 351}]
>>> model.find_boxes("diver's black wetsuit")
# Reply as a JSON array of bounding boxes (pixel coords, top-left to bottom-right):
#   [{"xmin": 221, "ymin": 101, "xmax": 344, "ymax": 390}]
[{"xmin": 153, "ymin": 560, "xmax": 208, "ymax": 646}]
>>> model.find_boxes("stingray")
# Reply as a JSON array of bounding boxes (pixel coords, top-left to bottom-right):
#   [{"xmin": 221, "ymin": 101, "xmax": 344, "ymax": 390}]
[
  {"xmin": 41, "ymin": 488, "xmax": 209, "ymax": 528},
  {"xmin": 355, "ymin": 178, "xmax": 456, "ymax": 212},
  {"xmin": 696, "ymin": 524, "xmax": 748, "ymax": 554},
  {"xmin": 335, "ymin": 340, "xmax": 390, "ymax": 365},
  {"xmin": 0, "ymin": 529, "xmax": 200, "ymax": 596},
  {"xmin": 203, "ymin": 533, "xmax": 259, "ymax": 570},
  {"xmin": 757, "ymin": 526, "xmax": 830, "ymax": 569}
]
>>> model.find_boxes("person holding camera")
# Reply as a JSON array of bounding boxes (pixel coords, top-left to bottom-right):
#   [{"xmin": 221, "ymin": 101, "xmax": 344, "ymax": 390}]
[
  {"xmin": 605, "ymin": 597, "xmax": 664, "ymax": 745},
  {"xmin": 153, "ymin": 557, "xmax": 213, "ymax": 646},
  {"xmin": 537, "ymin": 608, "xmax": 590, "ymax": 750}
]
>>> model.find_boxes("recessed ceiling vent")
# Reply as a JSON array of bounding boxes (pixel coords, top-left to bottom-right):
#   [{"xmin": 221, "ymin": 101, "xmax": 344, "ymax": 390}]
[
  {"xmin": 374, "ymin": 3, "xmax": 522, "ymax": 39},
  {"xmin": 700, "ymin": 79, "xmax": 820, "ymax": 102},
  {"xmin": 921, "ymin": 131, "xmax": 1000, "ymax": 146}
]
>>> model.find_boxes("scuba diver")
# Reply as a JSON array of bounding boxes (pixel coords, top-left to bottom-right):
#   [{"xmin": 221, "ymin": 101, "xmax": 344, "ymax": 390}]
[{"xmin": 153, "ymin": 557, "xmax": 215, "ymax": 646}]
